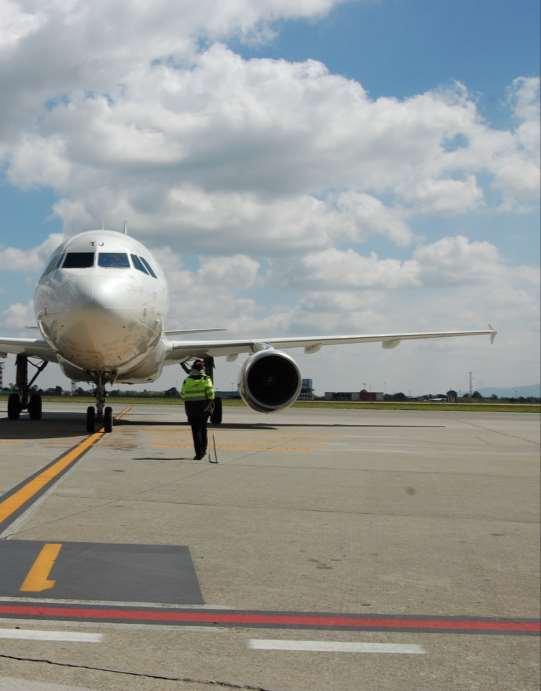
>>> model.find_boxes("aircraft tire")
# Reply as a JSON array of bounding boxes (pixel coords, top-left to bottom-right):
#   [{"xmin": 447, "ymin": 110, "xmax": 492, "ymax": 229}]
[
  {"xmin": 86, "ymin": 406, "xmax": 96, "ymax": 434},
  {"xmin": 210, "ymin": 397, "xmax": 223, "ymax": 425},
  {"xmin": 28, "ymin": 394, "xmax": 42, "ymax": 420},
  {"xmin": 8, "ymin": 393, "xmax": 21, "ymax": 420},
  {"xmin": 104, "ymin": 406, "xmax": 113, "ymax": 433}
]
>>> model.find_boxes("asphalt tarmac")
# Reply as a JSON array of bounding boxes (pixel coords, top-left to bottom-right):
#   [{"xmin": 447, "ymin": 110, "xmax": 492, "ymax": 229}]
[{"xmin": 0, "ymin": 401, "xmax": 539, "ymax": 690}]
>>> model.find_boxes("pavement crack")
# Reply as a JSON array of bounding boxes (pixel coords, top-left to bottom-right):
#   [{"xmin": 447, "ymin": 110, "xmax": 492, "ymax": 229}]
[{"xmin": 0, "ymin": 653, "xmax": 274, "ymax": 690}]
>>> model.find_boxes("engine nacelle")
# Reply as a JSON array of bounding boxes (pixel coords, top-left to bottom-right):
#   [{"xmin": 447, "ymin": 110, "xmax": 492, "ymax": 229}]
[{"xmin": 239, "ymin": 349, "xmax": 302, "ymax": 413}]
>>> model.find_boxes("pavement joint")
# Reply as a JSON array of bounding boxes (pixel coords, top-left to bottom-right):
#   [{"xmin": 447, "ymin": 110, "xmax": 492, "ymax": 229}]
[{"xmin": 0, "ymin": 655, "xmax": 274, "ymax": 691}]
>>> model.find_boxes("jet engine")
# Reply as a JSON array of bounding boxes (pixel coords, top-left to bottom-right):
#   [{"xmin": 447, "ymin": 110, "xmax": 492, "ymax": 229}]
[{"xmin": 239, "ymin": 350, "xmax": 302, "ymax": 413}]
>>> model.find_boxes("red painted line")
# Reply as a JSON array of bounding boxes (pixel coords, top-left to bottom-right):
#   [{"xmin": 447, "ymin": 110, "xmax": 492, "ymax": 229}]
[{"xmin": 0, "ymin": 603, "xmax": 538, "ymax": 635}]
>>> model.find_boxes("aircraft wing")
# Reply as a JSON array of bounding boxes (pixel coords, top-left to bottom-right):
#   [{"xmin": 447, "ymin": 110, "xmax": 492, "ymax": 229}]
[
  {"xmin": 0, "ymin": 337, "xmax": 58, "ymax": 362},
  {"xmin": 165, "ymin": 326, "xmax": 497, "ymax": 361}
]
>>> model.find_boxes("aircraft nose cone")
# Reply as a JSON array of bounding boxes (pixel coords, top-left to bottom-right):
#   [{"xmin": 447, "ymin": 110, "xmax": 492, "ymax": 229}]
[
  {"xmin": 44, "ymin": 273, "xmax": 157, "ymax": 370},
  {"xmin": 74, "ymin": 274, "xmax": 131, "ymax": 315}
]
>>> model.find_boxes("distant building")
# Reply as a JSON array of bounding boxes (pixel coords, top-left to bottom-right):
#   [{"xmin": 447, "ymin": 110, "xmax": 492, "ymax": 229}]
[
  {"xmin": 359, "ymin": 389, "xmax": 384, "ymax": 402},
  {"xmin": 299, "ymin": 378, "xmax": 315, "ymax": 400},
  {"xmin": 216, "ymin": 389, "xmax": 241, "ymax": 399},
  {"xmin": 164, "ymin": 387, "xmax": 180, "ymax": 398},
  {"xmin": 324, "ymin": 391, "xmax": 360, "ymax": 401},
  {"xmin": 324, "ymin": 389, "xmax": 383, "ymax": 402}
]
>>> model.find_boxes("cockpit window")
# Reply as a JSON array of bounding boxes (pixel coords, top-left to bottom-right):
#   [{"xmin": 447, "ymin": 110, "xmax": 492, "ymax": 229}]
[
  {"xmin": 98, "ymin": 252, "xmax": 130, "ymax": 268},
  {"xmin": 139, "ymin": 256, "xmax": 157, "ymax": 278},
  {"xmin": 131, "ymin": 254, "xmax": 148, "ymax": 274},
  {"xmin": 43, "ymin": 252, "xmax": 63, "ymax": 275},
  {"xmin": 63, "ymin": 252, "xmax": 95, "ymax": 268}
]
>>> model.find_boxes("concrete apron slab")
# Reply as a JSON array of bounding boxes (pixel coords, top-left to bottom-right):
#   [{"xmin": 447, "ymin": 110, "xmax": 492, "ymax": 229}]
[{"xmin": 0, "ymin": 403, "xmax": 539, "ymax": 690}]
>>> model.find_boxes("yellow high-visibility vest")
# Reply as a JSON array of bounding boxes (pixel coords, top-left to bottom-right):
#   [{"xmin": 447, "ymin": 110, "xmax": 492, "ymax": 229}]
[{"xmin": 180, "ymin": 375, "xmax": 215, "ymax": 401}]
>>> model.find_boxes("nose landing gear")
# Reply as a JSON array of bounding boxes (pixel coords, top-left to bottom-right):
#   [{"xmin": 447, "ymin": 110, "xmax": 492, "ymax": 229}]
[{"xmin": 86, "ymin": 374, "xmax": 113, "ymax": 433}]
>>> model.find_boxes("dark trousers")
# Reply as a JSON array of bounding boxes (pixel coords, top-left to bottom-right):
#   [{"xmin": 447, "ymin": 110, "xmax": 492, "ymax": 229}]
[{"xmin": 185, "ymin": 401, "xmax": 209, "ymax": 457}]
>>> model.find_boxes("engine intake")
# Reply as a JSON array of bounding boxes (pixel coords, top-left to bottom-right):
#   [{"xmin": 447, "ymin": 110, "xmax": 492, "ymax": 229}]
[{"xmin": 239, "ymin": 350, "xmax": 302, "ymax": 413}]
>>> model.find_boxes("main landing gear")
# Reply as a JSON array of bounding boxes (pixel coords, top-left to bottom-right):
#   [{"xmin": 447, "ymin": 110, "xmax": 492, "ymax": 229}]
[
  {"xmin": 7, "ymin": 354, "xmax": 47, "ymax": 421},
  {"xmin": 86, "ymin": 374, "xmax": 113, "ymax": 434},
  {"xmin": 204, "ymin": 357, "xmax": 223, "ymax": 425}
]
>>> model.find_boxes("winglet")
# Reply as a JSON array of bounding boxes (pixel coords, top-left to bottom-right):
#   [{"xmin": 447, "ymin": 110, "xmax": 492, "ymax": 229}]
[{"xmin": 489, "ymin": 324, "xmax": 497, "ymax": 344}]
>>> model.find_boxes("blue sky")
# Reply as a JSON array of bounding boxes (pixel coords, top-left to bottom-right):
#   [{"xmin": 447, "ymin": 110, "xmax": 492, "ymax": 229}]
[
  {"xmin": 0, "ymin": 0, "xmax": 539, "ymax": 394},
  {"xmin": 241, "ymin": 0, "xmax": 540, "ymax": 107}
]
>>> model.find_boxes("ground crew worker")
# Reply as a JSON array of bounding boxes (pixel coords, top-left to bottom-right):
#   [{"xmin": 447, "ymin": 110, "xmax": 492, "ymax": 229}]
[{"xmin": 180, "ymin": 359, "xmax": 215, "ymax": 460}]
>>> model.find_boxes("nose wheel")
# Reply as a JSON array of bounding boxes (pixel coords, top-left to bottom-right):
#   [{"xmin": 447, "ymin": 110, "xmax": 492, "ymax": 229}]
[
  {"xmin": 86, "ymin": 405, "xmax": 113, "ymax": 433},
  {"xmin": 104, "ymin": 406, "xmax": 113, "ymax": 433},
  {"xmin": 86, "ymin": 406, "xmax": 96, "ymax": 433}
]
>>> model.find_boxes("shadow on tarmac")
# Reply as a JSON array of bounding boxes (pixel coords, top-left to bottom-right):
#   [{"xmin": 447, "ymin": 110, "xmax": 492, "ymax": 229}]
[
  {"xmin": 0, "ymin": 415, "xmax": 444, "ymax": 440},
  {"xmin": 132, "ymin": 456, "xmax": 197, "ymax": 461},
  {"xmin": 117, "ymin": 419, "xmax": 444, "ymax": 430},
  {"xmin": 0, "ymin": 414, "xmax": 87, "ymax": 439},
  {"xmin": 259, "ymin": 423, "xmax": 445, "ymax": 429},
  {"xmin": 116, "ymin": 419, "xmax": 278, "ymax": 430}
]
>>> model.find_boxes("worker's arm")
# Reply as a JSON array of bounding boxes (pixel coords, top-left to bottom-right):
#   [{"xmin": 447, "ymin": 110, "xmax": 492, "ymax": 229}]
[
  {"xmin": 180, "ymin": 378, "xmax": 188, "ymax": 400},
  {"xmin": 205, "ymin": 377, "xmax": 215, "ymax": 401}
]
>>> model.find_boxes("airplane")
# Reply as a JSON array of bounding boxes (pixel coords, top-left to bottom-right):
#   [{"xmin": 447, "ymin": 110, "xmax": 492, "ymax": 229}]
[{"xmin": 0, "ymin": 229, "xmax": 497, "ymax": 433}]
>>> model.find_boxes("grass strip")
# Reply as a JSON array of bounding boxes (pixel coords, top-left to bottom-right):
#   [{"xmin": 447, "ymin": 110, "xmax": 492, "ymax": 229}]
[{"xmin": 1, "ymin": 395, "xmax": 538, "ymax": 413}]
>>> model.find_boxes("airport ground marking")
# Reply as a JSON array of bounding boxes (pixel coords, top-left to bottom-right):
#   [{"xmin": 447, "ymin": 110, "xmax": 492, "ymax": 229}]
[
  {"xmin": 0, "ymin": 604, "xmax": 537, "ymax": 636},
  {"xmin": 0, "ymin": 407, "xmax": 131, "ymax": 534},
  {"xmin": 0, "ymin": 433, "xmax": 103, "ymax": 531},
  {"xmin": 20, "ymin": 543, "xmax": 62, "ymax": 593},
  {"xmin": 247, "ymin": 640, "xmax": 426, "ymax": 654},
  {"xmin": 114, "ymin": 406, "xmax": 132, "ymax": 422},
  {"xmin": 0, "ymin": 628, "xmax": 102, "ymax": 642}
]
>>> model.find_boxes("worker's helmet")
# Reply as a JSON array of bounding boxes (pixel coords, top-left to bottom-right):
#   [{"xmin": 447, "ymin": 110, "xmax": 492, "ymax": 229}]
[{"xmin": 192, "ymin": 359, "xmax": 205, "ymax": 370}]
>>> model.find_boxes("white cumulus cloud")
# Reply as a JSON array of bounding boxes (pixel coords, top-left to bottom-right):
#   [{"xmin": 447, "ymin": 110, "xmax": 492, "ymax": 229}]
[{"xmin": 0, "ymin": 233, "xmax": 64, "ymax": 272}]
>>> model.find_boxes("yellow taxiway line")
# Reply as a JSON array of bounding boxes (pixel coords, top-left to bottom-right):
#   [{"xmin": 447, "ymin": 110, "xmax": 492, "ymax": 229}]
[{"xmin": 0, "ymin": 407, "xmax": 131, "ymax": 529}]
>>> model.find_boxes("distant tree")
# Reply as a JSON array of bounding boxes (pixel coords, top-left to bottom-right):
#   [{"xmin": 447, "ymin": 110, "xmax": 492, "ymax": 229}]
[
  {"xmin": 393, "ymin": 392, "xmax": 407, "ymax": 401},
  {"xmin": 54, "ymin": 385, "xmax": 63, "ymax": 395},
  {"xmin": 472, "ymin": 390, "xmax": 482, "ymax": 399},
  {"xmin": 490, "ymin": 394, "xmax": 498, "ymax": 400},
  {"xmin": 446, "ymin": 390, "xmax": 458, "ymax": 403}
]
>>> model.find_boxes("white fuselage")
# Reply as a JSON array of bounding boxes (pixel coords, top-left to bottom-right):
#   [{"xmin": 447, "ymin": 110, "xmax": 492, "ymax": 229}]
[{"xmin": 34, "ymin": 230, "xmax": 169, "ymax": 383}]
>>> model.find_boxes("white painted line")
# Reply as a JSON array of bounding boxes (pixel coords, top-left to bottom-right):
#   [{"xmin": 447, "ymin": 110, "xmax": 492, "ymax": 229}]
[
  {"xmin": 248, "ymin": 640, "xmax": 426, "ymax": 654},
  {"xmin": 0, "ymin": 596, "xmax": 229, "ymax": 609},
  {"xmin": 0, "ymin": 628, "xmax": 102, "ymax": 642},
  {"xmin": 0, "ymin": 677, "xmax": 92, "ymax": 690}
]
